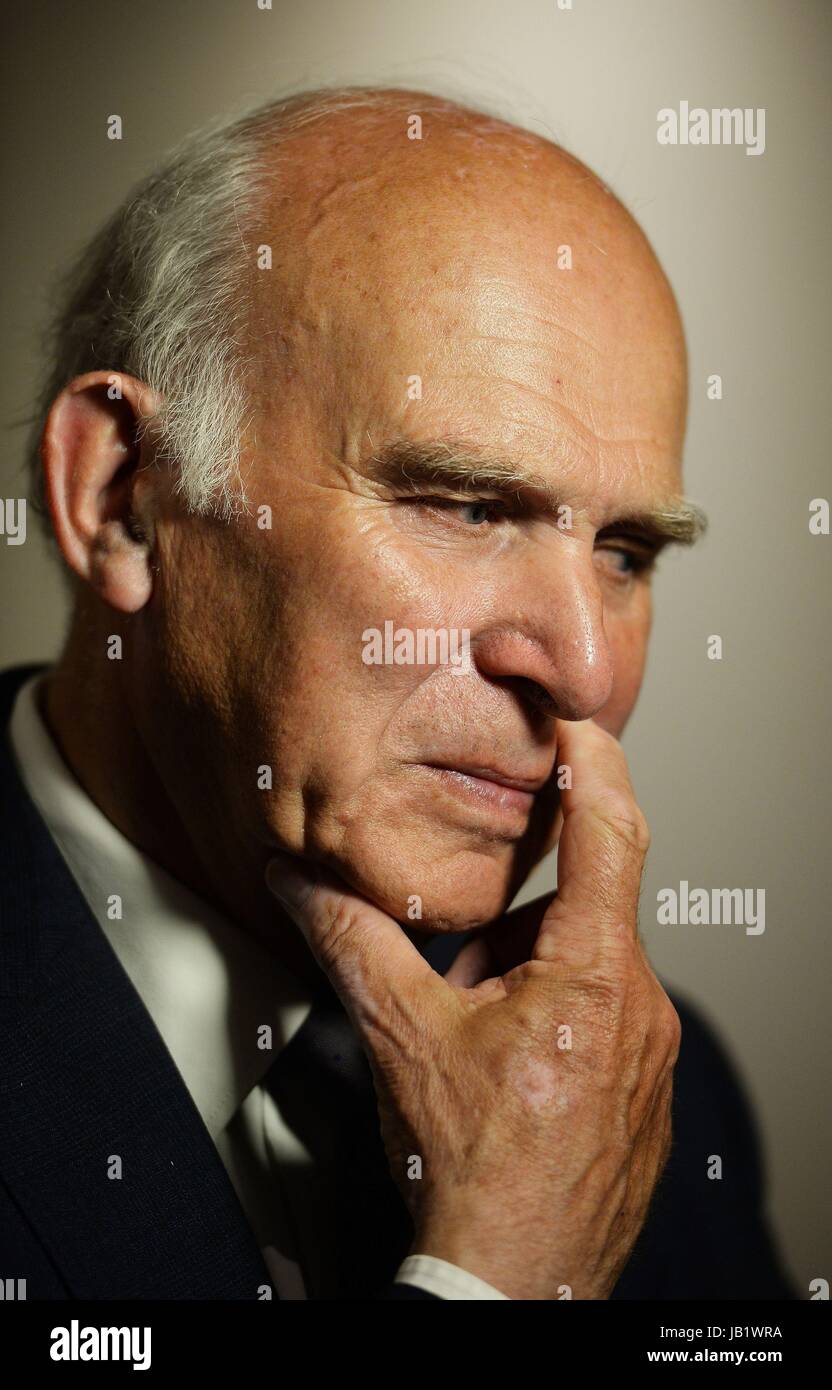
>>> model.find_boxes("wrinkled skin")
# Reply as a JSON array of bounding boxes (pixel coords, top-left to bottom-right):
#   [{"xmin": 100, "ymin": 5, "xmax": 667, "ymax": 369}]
[
  {"xmin": 44, "ymin": 93, "xmax": 687, "ymax": 963},
  {"xmin": 269, "ymin": 716, "xmax": 681, "ymax": 1299},
  {"xmin": 42, "ymin": 91, "xmax": 689, "ymax": 1295}
]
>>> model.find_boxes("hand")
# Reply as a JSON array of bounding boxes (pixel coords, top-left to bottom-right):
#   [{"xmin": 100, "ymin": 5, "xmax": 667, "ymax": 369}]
[{"xmin": 266, "ymin": 719, "xmax": 681, "ymax": 1300}]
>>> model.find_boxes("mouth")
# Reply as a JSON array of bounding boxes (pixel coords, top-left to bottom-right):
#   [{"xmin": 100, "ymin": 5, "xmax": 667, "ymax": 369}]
[
  {"xmin": 417, "ymin": 760, "xmax": 551, "ymax": 822},
  {"xmin": 424, "ymin": 762, "xmax": 550, "ymax": 793}
]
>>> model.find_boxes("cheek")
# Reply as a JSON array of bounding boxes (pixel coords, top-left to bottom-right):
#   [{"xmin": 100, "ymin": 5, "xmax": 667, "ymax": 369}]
[{"xmin": 594, "ymin": 601, "xmax": 651, "ymax": 737}]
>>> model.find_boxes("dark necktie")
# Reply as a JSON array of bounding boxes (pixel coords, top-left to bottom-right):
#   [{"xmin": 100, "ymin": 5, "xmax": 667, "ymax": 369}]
[{"xmin": 261, "ymin": 932, "xmax": 464, "ymax": 1299}]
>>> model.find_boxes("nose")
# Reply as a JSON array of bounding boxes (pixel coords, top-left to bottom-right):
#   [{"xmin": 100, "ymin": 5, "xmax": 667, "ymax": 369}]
[{"xmin": 471, "ymin": 556, "xmax": 614, "ymax": 721}]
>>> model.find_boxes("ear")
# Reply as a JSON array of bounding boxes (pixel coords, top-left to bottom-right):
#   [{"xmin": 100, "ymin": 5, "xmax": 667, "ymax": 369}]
[{"xmin": 41, "ymin": 370, "xmax": 163, "ymax": 613}]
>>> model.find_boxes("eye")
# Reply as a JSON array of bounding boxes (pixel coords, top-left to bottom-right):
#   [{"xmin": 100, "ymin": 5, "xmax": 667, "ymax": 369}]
[
  {"xmin": 602, "ymin": 546, "xmax": 636, "ymax": 572},
  {"xmin": 456, "ymin": 500, "xmax": 500, "ymax": 525},
  {"xmin": 594, "ymin": 541, "xmax": 657, "ymax": 582},
  {"xmin": 405, "ymin": 496, "xmax": 513, "ymax": 527}
]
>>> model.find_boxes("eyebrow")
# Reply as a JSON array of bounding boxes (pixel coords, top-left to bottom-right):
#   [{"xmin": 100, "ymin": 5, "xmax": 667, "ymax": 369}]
[{"xmin": 363, "ymin": 439, "xmax": 707, "ymax": 546}]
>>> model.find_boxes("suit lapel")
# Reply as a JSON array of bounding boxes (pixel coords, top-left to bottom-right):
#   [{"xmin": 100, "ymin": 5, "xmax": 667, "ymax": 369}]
[{"xmin": 0, "ymin": 665, "xmax": 271, "ymax": 1299}]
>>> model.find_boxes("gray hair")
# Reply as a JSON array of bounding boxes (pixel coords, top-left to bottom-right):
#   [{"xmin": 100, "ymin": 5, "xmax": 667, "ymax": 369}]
[{"xmin": 25, "ymin": 84, "xmax": 505, "ymax": 532}]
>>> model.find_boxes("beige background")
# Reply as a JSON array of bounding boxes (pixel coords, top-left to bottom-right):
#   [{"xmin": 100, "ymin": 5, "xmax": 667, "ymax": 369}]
[{"xmin": 2, "ymin": 0, "xmax": 829, "ymax": 1293}]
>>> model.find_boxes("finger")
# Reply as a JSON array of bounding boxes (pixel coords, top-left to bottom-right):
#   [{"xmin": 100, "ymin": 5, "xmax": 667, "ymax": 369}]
[
  {"xmin": 265, "ymin": 852, "xmax": 446, "ymax": 1034},
  {"xmin": 533, "ymin": 719, "xmax": 649, "ymax": 961}
]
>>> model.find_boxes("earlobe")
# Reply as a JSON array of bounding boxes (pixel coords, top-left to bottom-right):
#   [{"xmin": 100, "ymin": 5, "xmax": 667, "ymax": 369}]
[
  {"xmin": 88, "ymin": 520, "xmax": 154, "ymax": 613},
  {"xmin": 42, "ymin": 370, "xmax": 160, "ymax": 613}
]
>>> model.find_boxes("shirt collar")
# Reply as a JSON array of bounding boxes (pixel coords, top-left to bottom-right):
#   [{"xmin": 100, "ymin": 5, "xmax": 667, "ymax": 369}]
[{"xmin": 7, "ymin": 670, "xmax": 313, "ymax": 1138}]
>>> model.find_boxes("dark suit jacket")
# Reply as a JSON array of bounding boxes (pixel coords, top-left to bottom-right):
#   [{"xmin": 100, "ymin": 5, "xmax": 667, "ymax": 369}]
[{"xmin": 0, "ymin": 663, "xmax": 797, "ymax": 1300}]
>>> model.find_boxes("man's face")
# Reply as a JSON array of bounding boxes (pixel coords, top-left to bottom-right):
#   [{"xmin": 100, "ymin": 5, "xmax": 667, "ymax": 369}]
[{"xmin": 137, "ymin": 125, "xmax": 687, "ymax": 932}]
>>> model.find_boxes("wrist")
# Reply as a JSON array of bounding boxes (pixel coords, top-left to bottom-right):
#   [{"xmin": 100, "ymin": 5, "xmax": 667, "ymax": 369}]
[{"xmin": 411, "ymin": 1217, "xmax": 543, "ymax": 1301}]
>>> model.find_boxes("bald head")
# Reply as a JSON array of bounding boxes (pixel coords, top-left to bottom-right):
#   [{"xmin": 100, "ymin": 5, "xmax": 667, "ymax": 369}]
[{"xmin": 246, "ymin": 87, "xmax": 687, "ymax": 508}]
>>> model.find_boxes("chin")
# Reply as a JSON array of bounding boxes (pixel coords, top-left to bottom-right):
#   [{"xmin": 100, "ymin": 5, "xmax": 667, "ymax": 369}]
[{"xmin": 326, "ymin": 826, "xmax": 523, "ymax": 932}]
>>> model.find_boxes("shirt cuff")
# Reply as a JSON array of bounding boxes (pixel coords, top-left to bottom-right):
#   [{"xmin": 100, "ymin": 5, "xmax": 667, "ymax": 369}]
[{"xmin": 394, "ymin": 1254, "xmax": 510, "ymax": 1300}]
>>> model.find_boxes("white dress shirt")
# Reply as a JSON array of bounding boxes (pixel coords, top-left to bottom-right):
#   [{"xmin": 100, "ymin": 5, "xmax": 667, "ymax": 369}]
[{"xmin": 7, "ymin": 671, "xmax": 508, "ymax": 1301}]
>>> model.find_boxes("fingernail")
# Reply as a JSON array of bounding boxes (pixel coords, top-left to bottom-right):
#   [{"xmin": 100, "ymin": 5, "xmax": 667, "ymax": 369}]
[{"xmin": 265, "ymin": 852, "xmax": 315, "ymax": 910}]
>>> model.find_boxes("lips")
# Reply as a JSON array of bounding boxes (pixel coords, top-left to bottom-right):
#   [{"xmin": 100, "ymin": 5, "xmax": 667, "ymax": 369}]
[{"xmin": 422, "ymin": 761, "xmax": 552, "ymax": 794}]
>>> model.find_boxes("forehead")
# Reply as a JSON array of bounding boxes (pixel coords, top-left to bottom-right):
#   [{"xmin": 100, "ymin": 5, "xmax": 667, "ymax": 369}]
[{"xmin": 254, "ymin": 112, "xmax": 688, "ymax": 501}]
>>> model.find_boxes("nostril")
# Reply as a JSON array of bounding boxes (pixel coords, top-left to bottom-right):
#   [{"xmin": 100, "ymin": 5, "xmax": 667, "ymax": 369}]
[{"xmin": 510, "ymin": 677, "xmax": 559, "ymax": 719}]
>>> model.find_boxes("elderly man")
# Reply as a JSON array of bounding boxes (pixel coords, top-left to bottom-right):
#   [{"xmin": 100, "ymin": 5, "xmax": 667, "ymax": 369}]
[{"xmin": 0, "ymin": 85, "xmax": 793, "ymax": 1300}]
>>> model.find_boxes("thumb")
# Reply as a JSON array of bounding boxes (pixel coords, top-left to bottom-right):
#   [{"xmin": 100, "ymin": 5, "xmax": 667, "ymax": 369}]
[{"xmin": 265, "ymin": 852, "xmax": 444, "ymax": 1034}]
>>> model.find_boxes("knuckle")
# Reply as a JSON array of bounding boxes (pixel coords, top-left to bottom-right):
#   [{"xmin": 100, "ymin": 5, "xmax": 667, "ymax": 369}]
[
  {"xmin": 655, "ymin": 995, "xmax": 683, "ymax": 1058},
  {"xmin": 315, "ymin": 892, "xmax": 362, "ymax": 969},
  {"xmin": 616, "ymin": 809, "xmax": 650, "ymax": 856},
  {"xmin": 593, "ymin": 794, "xmax": 651, "ymax": 855}
]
